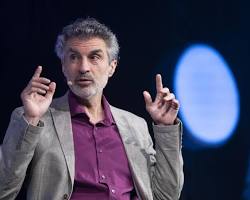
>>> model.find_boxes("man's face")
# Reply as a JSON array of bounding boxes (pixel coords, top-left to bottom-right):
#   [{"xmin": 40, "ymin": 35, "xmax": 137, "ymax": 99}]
[{"xmin": 62, "ymin": 37, "xmax": 117, "ymax": 100}]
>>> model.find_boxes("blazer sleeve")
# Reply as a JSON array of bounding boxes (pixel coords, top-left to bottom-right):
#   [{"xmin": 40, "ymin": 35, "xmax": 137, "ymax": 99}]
[
  {"xmin": 145, "ymin": 119, "xmax": 184, "ymax": 200},
  {"xmin": 0, "ymin": 107, "xmax": 44, "ymax": 200}
]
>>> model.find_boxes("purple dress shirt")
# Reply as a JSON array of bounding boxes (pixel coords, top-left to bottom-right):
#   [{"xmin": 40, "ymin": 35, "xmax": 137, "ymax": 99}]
[{"xmin": 68, "ymin": 92, "xmax": 138, "ymax": 200}]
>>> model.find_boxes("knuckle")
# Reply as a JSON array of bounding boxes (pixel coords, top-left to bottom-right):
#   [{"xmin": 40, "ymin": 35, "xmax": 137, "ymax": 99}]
[
  {"xmin": 165, "ymin": 88, "xmax": 170, "ymax": 93},
  {"xmin": 162, "ymin": 87, "xmax": 169, "ymax": 93}
]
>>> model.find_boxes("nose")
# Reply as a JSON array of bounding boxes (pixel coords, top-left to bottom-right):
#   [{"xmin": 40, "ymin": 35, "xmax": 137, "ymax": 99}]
[{"xmin": 79, "ymin": 58, "xmax": 90, "ymax": 74}]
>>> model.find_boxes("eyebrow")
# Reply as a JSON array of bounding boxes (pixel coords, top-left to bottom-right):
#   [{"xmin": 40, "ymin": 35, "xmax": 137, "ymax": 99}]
[
  {"xmin": 67, "ymin": 48, "xmax": 104, "ymax": 55},
  {"xmin": 67, "ymin": 48, "xmax": 80, "ymax": 54},
  {"xmin": 89, "ymin": 49, "xmax": 104, "ymax": 55}
]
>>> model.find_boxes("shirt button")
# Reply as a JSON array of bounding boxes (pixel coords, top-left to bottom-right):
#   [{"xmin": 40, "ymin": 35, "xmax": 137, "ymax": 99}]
[
  {"xmin": 111, "ymin": 189, "xmax": 116, "ymax": 194},
  {"xmin": 99, "ymin": 149, "xmax": 103, "ymax": 153},
  {"xmin": 63, "ymin": 194, "xmax": 68, "ymax": 200},
  {"xmin": 101, "ymin": 175, "xmax": 106, "ymax": 179}
]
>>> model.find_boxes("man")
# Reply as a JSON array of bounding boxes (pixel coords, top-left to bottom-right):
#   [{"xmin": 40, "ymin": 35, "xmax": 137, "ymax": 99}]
[{"xmin": 0, "ymin": 18, "xmax": 183, "ymax": 200}]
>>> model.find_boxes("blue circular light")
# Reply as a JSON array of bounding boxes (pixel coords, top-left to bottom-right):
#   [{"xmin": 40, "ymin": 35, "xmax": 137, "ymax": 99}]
[{"xmin": 174, "ymin": 44, "xmax": 240, "ymax": 146}]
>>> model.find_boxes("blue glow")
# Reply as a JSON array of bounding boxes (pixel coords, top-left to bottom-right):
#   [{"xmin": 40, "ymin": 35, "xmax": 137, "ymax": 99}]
[{"xmin": 174, "ymin": 44, "xmax": 240, "ymax": 146}]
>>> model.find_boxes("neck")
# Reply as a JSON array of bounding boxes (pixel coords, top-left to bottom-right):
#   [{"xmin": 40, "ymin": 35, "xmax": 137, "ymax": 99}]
[{"xmin": 76, "ymin": 94, "xmax": 104, "ymax": 124}]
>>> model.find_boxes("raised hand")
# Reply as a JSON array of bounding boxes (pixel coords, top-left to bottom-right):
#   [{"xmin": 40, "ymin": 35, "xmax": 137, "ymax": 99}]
[
  {"xmin": 20, "ymin": 66, "xmax": 56, "ymax": 125},
  {"xmin": 143, "ymin": 74, "xmax": 179, "ymax": 125}
]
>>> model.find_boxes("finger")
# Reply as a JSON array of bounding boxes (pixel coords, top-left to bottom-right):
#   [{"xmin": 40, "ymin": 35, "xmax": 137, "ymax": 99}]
[
  {"xmin": 29, "ymin": 87, "xmax": 47, "ymax": 95},
  {"xmin": 161, "ymin": 87, "xmax": 170, "ymax": 94},
  {"xmin": 37, "ymin": 77, "xmax": 51, "ymax": 84},
  {"xmin": 156, "ymin": 74, "xmax": 163, "ymax": 93},
  {"xmin": 170, "ymin": 99, "xmax": 180, "ymax": 111},
  {"xmin": 161, "ymin": 99, "xmax": 180, "ymax": 118},
  {"xmin": 45, "ymin": 82, "xmax": 56, "ymax": 99},
  {"xmin": 163, "ymin": 93, "xmax": 175, "ymax": 101},
  {"xmin": 163, "ymin": 99, "xmax": 179, "ymax": 113},
  {"xmin": 155, "ymin": 87, "xmax": 170, "ymax": 104},
  {"xmin": 31, "ymin": 77, "xmax": 51, "ymax": 85},
  {"xmin": 160, "ymin": 87, "xmax": 170, "ymax": 98},
  {"xmin": 31, "ymin": 82, "xmax": 50, "ymax": 91},
  {"xmin": 32, "ymin": 66, "xmax": 43, "ymax": 78},
  {"xmin": 21, "ymin": 83, "xmax": 47, "ymax": 99},
  {"xmin": 143, "ymin": 91, "xmax": 153, "ymax": 107}
]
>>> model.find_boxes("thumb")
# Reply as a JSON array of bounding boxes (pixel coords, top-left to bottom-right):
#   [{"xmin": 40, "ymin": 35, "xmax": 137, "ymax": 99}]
[
  {"xmin": 143, "ymin": 91, "xmax": 152, "ymax": 107},
  {"xmin": 45, "ymin": 82, "xmax": 56, "ymax": 99}
]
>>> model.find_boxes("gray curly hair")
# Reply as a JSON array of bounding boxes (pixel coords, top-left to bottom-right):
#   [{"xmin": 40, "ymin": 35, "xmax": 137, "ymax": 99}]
[{"xmin": 55, "ymin": 18, "xmax": 119, "ymax": 62}]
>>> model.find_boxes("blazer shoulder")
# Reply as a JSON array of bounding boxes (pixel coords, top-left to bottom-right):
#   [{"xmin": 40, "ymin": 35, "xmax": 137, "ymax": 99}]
[{"xmin": 110, "ymin": 105, "xmax": 147, "ymax": 126}]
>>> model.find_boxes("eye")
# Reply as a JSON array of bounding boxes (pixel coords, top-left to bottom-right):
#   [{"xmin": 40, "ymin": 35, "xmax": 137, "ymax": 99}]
[
  {"xmin": 69, "ymin": 53, "xmax": 78, "ymax": 60},
  {"xmin": 90, "ymin": 54, "xmax": 101, "ymax": 61}
]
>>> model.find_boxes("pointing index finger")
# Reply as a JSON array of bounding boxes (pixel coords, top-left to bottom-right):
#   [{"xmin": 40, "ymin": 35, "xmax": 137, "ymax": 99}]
[
  {"xmin": 33, "ymin": 66, "xmax": 42, "ymax": 78},
  {"xmin": 156, "ymin": 74, "xmax": 163, "ymax": 92}
]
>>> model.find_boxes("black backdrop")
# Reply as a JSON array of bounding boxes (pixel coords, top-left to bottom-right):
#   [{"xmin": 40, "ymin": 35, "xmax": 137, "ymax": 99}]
[{"xmin": 1, "ymin": 1, "xmax": 250, "ymax": 199}]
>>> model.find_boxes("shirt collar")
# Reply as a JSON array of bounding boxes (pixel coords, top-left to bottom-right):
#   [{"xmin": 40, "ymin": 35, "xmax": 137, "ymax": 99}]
[{"xmin": 68, "ymin": 90, "xmax": 115, "ymax": 126}]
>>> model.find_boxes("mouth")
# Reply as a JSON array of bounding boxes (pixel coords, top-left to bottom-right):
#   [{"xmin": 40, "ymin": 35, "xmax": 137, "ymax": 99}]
[{"xmin": 76, "ymin": 79, "xmax": 93, "ymax": 86}]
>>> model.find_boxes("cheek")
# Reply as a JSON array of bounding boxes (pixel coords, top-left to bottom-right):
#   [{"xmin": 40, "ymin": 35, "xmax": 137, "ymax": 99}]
[
  {"xmin": 63, "ymin": 65, "xmax": 75, "ymax": 78},
  {"xmin": 62, "ymin": 67, "xmax": 69, "ymax": 78},
  {"xmin": 101, "ymin": 69, "xmax": 110, "ymax": 79},
  {"xmin": 101, "ymin": 72, "xmax": 111, "ymax": 85},
  {"xmin": 94, "ymin": 71, "xmax": 107, "ymax": 84}
]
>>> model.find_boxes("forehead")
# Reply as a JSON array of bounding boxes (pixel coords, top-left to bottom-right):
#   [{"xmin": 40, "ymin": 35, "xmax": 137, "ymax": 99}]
[{"xmin": 65, "ymin": 37, "xmax": 108, "ymax": 53}]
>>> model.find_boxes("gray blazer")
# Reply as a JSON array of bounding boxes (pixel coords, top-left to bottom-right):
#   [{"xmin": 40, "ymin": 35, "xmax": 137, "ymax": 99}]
[{"xmin": 0, "ymin": 94, "xmax": 183, "ymax": 200}]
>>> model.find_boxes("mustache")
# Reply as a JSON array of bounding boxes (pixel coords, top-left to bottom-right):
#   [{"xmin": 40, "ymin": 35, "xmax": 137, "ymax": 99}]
[
  {"xmin": 76, "ymin": 73, "xmax": 93, "ymax": 81},
  {"xmin": 66, "ymin": 73, "xmax": 93, "ymax": 86}
]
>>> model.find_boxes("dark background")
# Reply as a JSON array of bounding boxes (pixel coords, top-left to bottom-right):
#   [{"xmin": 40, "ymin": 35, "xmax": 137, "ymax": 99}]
[{"xmin": 0, "ymin": 0, "xmax": 250, "ymax": 199}]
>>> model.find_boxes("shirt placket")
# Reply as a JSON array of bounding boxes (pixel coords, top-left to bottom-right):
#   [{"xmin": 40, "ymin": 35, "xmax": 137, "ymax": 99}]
[
  {"xmin": 93, "ymin": 126, "xmax": 106, "ymax": 184},
  {"xmin": 93, "ymin": 125, "xmax": 118, "ymax": 200}
]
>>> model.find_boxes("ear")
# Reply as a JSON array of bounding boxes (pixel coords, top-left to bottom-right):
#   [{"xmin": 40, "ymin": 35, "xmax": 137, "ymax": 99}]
[{"xmin": 108, "ymin": 60, "xmax": 117, "ymax": 77}]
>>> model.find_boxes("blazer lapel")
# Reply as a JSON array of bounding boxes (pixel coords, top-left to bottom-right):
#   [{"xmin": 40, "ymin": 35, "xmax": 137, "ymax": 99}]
[
  {"xmin": 110, "ymin": 106, "xmax": 152, "ymax": 200},
  {"xmin": 50, "ymin": 93, "xmax": 75, "ymax": 187}
]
